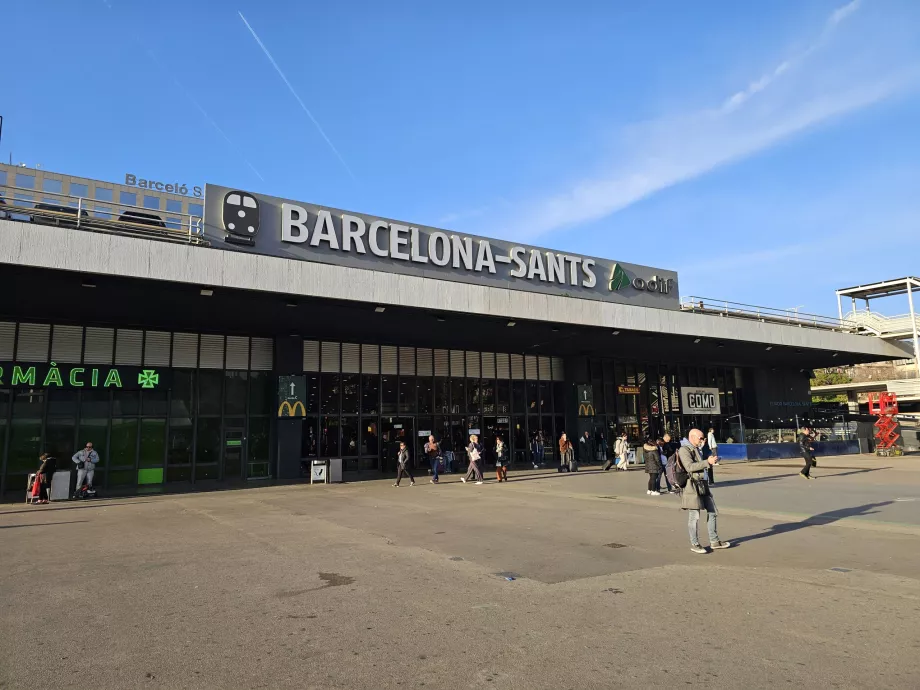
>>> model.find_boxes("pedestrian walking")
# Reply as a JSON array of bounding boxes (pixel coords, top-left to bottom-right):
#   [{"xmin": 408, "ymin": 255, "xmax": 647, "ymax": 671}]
[
  {"xmin": 613, "ymin": 432, "xmax": 629, "ymax": 470},
  {"xmin": 656, "ymin": 437, "xmax": 674, "ymax": 494},
  {"xmin": 597, "ymin": 433, "xmax": 609, "ymax": 464},
  {"xmin": 461, "ymin": 434, "xmax": 484, "ymax": 484},
  {"xmin": 578, "ymin": 430, "xmax": 595, "ymax": 466},
  {"xmin": 706, "ymin": 427, "xmax": 718, "ymax": 484},
  {"xmin": 530, "ymin": 431, "xmax": 545, "ymax": 469},
  {"xmin": 643, "ymin": 437, "xmax": 661, "ymax": 495},
  {"xmin": 393, "ymin": 441, "xmax": 415, "ymax": 486},
  {"xmin": 495, "ymin": 434, "xmax": 508, "ymax": 482},
  {"xmin": 425, "ymin": 434, "xmax": 441, "ymax": 484},
  {"xmin": 679, "ymin": 428, "xmax": 730, "ymax": 553},
  {"xmin": 799, "ymin": 426, "xmax": 817, "ymax": 479}
]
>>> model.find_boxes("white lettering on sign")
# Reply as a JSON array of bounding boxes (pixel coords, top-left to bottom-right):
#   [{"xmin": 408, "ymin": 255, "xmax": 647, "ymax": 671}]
[
  {"xmin": 268, "ymin": 198, "xmax": 674, "ymax": 293},
  {"xmin": 680, "ymin": 387, "xmax": 722, "ymax": 414}
]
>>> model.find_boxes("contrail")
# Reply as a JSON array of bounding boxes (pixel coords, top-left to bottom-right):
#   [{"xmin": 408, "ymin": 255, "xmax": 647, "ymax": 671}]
[{"xmin": 238, "ymin": 11, "xmax": 356, "ymax": 181}]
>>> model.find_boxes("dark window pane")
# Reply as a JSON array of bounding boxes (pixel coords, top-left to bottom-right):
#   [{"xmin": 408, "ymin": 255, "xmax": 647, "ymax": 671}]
[
  {"xmin": 466, "ymin": 379, "xmax": 480, "ymax": 414},
  {"xmin": 361, "ymin": 419, "xmax": 379, "ymax": 470},
  {"xmin": 195, "ymin": 418, "xmax": 221, "ymax": 465},
  {"xmin": 78, "ymin": 419, "xmax": 108, "ymax": 467},
  {"xmin": 435, "ymin": 378, "xmax": 449, "ymax": 414},
  {"xmin": 302, "ymin": 417, "xmax": 318, "ymax": 457},
  {"xmin": 481, "ymin": 379, "xmax": 495, "ymax": 415},
  {"xmin": 167, "ymin": 419, "xmax": 193, "ymax": 465},
  {"xmin": 170, "ymin": 370, "xmax": 195, "ymax": 418},
  {"xmin": 8, "ymin": 418, "xmax": 43, "ymax": 473},
  {"xmin": 398, "ymin": 376, "xmax": 416, "ymax": 413},
  {"xmin": 450, "ymin": 379, "xmax": 465, "ymax": 414},
  {"xmin": 512, "ymin": 416, "xmax": 526, "ymax": 462},
  {"xmin": 248, "ymin": 417, "xmax": 270, "ymax": 465},
  {"xmin": 496, "ymin": 380, "xmax": 510, "ymax": 415},
  {"xmin": 167, "ymin": 466, "xmax": 191, "ymax": 482},
  {"xmin": 512, "ymin": 381, "xmax": 525, "ymax": 415},
  {"xmin": 417, "ymin": 377, "xmax": 433, "ymax": 414},
  {"xmin": 320, "ymin": 373, "xmax": 340, "ymax": 414},
  {"xmin": 341, "ymin": 418, "xmax": 359, "ymax": 459},
  {"xmin": 554, "ymin": 382, "xmax": 566, "ymax": 418},
  {"xmin": 540, "ymin": 417, "xmax": 555, "ymax": 463},
  {"xmin": 113, "ymin": 390, "xmax": 139, "ymax": 416},
  {"xmin": 306, "ymin": 374, "xmax": 320, "ymax": 413},
  {"xmin": 342, "ymin": 374, "xmax": 360, "ymax": 414},
  {"xmin": 249, "ymin": 371, "xmax": 271, "ymax": 415},
  {"xmin": 108, "ymin": 468, "xmax": 136, "ymax": 487},
  {"xmin": 321, "ymin": 416, "xmax": 339, "ymax": 457},
  {"xmin": 142, "ymin": 388, "xmax": 168, "ymax": 416},
  {"xmin": 381, "ymin": 375, "xmax": 397, "ymax": 415},
  {"xmin": 198, "ymin": 370, "xmax": 223, "ymax": 416},
  {"xmin": 525, "ymin": 382, "xmax": 539, "ymax": 414},
  {"xmin": 538, "ymin": 381, "xmax": 551, "ymax": 414},
  {"xmin": 13, "ymin": 389, "xmax": 44, "ymax": 418},
  {"xmin": 139, "ymin": 419, "xmax": 166, "ymax": 467},
  {"xmin": 110, "ymin": 418, "xmax": 139, "ymax": 467},
  {"xmin": 48, "ymin": 389, "xmax": 77, "ymax": 416},
  {"xmin": 81, "ymin": 389, "xmax": 111, "ymax": 418},
  {"xmin": 361, "ymin": 375, "xmax": 379, "ymax": 415},
  {"xmin": 195, "ymin": 464, "xmax": 219, "ymax": 481},
  {"xmin": 223, "ymin": 419, "xmax": 245, "ymax": 478},
  {"xmin": 45, "ymin": 418, "xmax": 75, "ymax": 460},
  {"xmin": 224, "ymin": 371, "xmax": 248, "ymax": 416}
]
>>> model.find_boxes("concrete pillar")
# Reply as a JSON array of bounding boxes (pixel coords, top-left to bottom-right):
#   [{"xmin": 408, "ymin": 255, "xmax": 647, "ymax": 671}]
[
  {"xmin": 847, "ymin": 390, "xmax": 859, "ymax": 414},
  {"xmin": 274, "ymin": 336, "xmax": 304, "ymax": 480}
]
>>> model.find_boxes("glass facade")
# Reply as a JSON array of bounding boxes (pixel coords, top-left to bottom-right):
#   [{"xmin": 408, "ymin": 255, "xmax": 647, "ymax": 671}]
[
  {"xmin": 301, "ymin": 343, "xmax": 565, "ymax": 473},
  {"xmin": 0, "ymin": 323, "xmax": 273, "ymax": 497}
]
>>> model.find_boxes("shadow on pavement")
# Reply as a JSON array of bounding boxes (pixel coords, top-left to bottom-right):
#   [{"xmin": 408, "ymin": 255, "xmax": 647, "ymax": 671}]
[
  {"xmin": 0, "ymin": 501, "xmax": 156, "ymax": 517},
  {"xmin": 716, "ymin": 466, "xmax": 892, "ymax": 488},
  {"xmin": 0, "ymin": 520, "xmax": 89, "ymax": 529},
  {"xmin": 733, "ymin": 501, "xmax": 894, "ymax": 545}
]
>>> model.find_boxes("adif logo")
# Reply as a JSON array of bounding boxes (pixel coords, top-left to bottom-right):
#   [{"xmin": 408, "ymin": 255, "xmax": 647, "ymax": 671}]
[
  {"xmin": 608, "ymin": 263, "xmax": 630, "ymax": 291},
  {"xmin": 222, "ymin": 191, "xmax": 260, "ymax": 246}
]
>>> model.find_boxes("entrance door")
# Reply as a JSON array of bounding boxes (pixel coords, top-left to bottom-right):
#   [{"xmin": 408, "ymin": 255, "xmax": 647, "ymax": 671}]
[
  {"xmin": 380, "ymin": 417, "xmax": 415, "ymax": 473},
  {"xmin": 223, "ymin": 425, "xmax": 247, "ymax": 480}
]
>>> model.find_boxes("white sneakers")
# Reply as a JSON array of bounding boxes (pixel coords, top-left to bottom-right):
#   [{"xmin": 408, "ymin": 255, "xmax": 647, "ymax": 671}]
[
  {"xmin": 647, "ymin": 490, "xmax": 660, "ymax": 496},
  {"xmin": 475, "ymin": 481, "xmax": 484, "ymax": 485},
  {"xmin": 461, "ymin": 478, "xmax": 467, "ymax": 483}
]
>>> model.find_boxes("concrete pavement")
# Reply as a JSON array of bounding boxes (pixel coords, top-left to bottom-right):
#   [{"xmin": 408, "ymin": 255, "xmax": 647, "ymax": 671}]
[{"xmin": 1, "ymin": 455, "xmax": 918, "ymax": 689}]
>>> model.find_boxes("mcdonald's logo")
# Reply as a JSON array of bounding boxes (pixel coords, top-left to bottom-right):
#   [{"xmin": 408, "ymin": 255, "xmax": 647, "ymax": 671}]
[
  {"xmin": 578, "ymin": 403, "xmax": 595, "ymax": 417},
  {"xmin": 278, "ymin": 400, "xmax": 306, "ymax": 417}
]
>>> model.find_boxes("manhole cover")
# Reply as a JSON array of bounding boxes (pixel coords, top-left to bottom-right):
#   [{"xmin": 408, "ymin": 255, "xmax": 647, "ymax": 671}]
[
  {"xmin": 604, "ymin": 543, "xmax": 628, "ymax": 549},
  {"xmin": 829, "ymin": 567, "xmax": 852, "ymax": 573},
  {"xmin": 449, "ymin": 556, "xmax": 464, "ymax": 561}
]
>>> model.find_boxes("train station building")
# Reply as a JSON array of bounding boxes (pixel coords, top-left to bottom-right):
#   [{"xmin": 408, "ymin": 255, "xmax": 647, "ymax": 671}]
[{"xmin": 0, "ymin": 162, "xmax": 911, "ymax": 496}]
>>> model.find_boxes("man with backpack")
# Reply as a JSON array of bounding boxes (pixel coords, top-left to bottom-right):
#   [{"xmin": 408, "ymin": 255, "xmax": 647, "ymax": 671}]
[{"xmin": 676, "ymin": 428, "xmax": 730, "ymax": 554}]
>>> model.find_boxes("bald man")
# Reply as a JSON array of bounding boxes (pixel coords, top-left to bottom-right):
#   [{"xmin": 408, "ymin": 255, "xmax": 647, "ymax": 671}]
[{"xmin": 677, "ymin": 429, "xmax": 730, "ymax": 554}]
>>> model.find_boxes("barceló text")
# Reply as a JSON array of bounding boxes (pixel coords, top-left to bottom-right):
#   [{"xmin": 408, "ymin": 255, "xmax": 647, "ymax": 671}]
[{"xmin": 125, "ymin": 173, "xmax": 202, "ymax": 198}]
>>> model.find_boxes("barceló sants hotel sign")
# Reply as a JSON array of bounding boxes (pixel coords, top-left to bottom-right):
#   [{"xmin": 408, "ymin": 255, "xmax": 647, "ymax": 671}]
[{"xmin": 202, "ymin": 184, "xmax": 679, "ymax": 308}]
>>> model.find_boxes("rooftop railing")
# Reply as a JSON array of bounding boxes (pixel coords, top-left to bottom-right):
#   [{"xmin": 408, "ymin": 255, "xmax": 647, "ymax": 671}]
[
  {"xmin": 680, "ymin": 296, "xmax": 859, "ymax": 333},
  {"xmin": 0, "ymin": 181, "xmax": 207, "ymax": 245}
]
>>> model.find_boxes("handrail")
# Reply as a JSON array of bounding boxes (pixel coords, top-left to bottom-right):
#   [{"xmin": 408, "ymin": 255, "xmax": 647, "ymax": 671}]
[
  {"xmin": 0, "ymin": 181, "xmax": 207, "ymax": 245},
  {"xmin": 681, "ymin": 296, "xmax": 858, "ymax": 332}
]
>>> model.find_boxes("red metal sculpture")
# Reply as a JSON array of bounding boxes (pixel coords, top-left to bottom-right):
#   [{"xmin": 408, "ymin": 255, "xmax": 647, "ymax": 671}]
[{"xmin": 868, "ymin": 392, "xmax": 900, "ymax": 453}]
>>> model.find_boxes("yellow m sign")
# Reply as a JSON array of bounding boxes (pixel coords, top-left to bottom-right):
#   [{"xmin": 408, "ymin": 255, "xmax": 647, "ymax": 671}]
[
  {"xmin": 578, "ymin": 403, "xmax": 595, "ymax": 417},
  {"xmin": 278, "ymin": 400, "xmax": 306, "ymax": 417}
]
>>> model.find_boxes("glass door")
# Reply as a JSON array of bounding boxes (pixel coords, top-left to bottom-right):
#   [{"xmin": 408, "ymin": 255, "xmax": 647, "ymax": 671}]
[
  {"xmin": 380, "ymin": 417, "xmax": 415, "ymax": 473},
  {"xmin": 222, "ymin": 424, "xmax": 248, "ymax": 480}
]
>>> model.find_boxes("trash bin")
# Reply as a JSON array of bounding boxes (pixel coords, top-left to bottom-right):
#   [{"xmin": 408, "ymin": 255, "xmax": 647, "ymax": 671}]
[
  {"xmin": 327, "ymin": 458, "xmax": 343, "ymax": 483},
  {"xmin": 310, "ymin": 459, "xmax": 328, "ymax": 484}
]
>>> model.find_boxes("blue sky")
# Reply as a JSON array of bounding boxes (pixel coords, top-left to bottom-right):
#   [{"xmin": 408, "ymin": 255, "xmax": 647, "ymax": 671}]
[{"xmin": 4, "ymin": 0, "xmax": 920, "ymax": 316}]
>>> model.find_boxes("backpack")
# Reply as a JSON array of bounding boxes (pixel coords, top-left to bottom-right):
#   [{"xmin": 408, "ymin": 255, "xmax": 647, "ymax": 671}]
[{"xmin": 666, "ymin": 450, "xmax": 689, "ymax": 490}]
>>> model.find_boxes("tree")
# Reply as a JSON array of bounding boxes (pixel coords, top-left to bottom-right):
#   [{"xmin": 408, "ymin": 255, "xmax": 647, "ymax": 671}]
[{"xmin": 810, "ymin": 369, "xmax": 851, "ymax": 403}]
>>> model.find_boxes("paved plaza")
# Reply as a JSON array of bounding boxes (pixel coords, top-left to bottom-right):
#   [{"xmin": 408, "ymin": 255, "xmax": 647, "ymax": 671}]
[{"xmin": 2, "ymin": 455, "xmax": 919, "ymax": 689}]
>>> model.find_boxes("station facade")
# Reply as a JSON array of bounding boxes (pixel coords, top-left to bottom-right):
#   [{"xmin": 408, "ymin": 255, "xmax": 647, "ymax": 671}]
[{"xmin": 0, "ymin": 164, "xmax": 910, "ymax": 496}]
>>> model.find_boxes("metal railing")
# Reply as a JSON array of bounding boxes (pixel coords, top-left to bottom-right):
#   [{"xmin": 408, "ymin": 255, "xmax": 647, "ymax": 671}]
[
  {"xmin": 680, "ymin": 296, "xmax": 858, "ymax": 332},
  {"xmin": 844, "ymin": 310, "xmax": 920, "ymax": 338},
  {"xmin": 0, "ymin": 182, "xmax": 207, "ymax": 245}
]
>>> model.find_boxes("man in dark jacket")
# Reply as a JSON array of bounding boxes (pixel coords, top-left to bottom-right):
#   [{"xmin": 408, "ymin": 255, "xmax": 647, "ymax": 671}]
[
  {"xmin": 798, "ymin": 426, "xmax": 816, "ymax": 479},
  {"xmin": 679, "ymin": 429, "xmax": 730, "ymax": 554},
  {"xmin": 578, "ymin": 431, "xmax": 595, "ymax": 466}
]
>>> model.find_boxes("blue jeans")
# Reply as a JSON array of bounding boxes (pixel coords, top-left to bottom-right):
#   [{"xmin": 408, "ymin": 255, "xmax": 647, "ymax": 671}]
[
  {"xmin": 658, "ymin": 467, "xmax": 672, "ymax": 492},
  {"xmin": 430, "ymin": 456, "xmax": 440, "ymax": 482},
  {"xmin": 688, "ymin": 494, "xmax": 719, "ymax": 546}
]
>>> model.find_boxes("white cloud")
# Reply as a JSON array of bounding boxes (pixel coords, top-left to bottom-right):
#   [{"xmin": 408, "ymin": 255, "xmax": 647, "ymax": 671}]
[
  {"xmin": 828, "ymin": 0, "xmax": 861, "ymax": 26},
  {"xmin": 500, "ymin": 1, "xmax": 918, "ymax": 241}
]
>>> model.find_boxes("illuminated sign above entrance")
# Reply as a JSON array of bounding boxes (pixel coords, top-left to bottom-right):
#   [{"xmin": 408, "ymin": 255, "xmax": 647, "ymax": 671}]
[
  {"xmin": 202, "ymin": 185, "xmax": 679, "ymax": 309},
  {"xmin": 0, "ymin": 362, "xmax": 165, "ymax": 390}
]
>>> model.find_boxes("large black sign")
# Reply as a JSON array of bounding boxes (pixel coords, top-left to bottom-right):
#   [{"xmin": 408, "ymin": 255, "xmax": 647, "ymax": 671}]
[
  {"xmin": 277, "ymin": 375, "xmax": 307, "ymax": 418},
  {"xmin": 0, "ymin": 362, "xmax": 169, "ymax": 390},
  {"xmin": 577, "ymin": 384, "xmax": 595, "ymax": 417}
]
